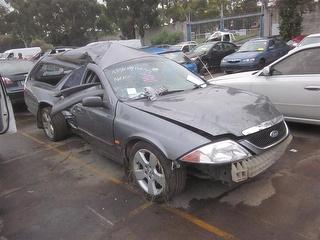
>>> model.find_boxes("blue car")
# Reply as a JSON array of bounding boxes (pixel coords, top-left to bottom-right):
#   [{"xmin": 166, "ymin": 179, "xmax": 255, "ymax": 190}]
[
  {"xmin": 221, "ymin": 38, "xmax": 290, "ymax": 73},
  {"xmin": 142, "ymin": 47, "xmax": 198, "ymax": 73}
]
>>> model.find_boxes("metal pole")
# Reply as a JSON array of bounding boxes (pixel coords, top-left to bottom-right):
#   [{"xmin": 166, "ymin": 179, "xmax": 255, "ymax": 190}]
[
  {"xmin": 260, "ymin": 3, "xmax": 264, "ymax": 37},
  {"xmin": 220, "ymin": 2, "xmax": 224, "ymax": 31}
]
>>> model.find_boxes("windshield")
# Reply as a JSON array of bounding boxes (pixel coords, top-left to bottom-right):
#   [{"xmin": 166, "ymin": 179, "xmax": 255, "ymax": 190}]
[
  {"xmin": 192, "ymin": 43, "xmax": 214, "ymax": 54},
  {"xmin": 299, "ymin": 36, "xmax": 320, "ymax": 47},
  {"xmin": 0, "ymin": 60, "xmax": 34, "ymax": 75},
  {"xmin": 104, "ymin": 57, "xmax": 205, "ymax": 100},
  {"xmin": 161, "ymin": 52, "xmax": 190, "ymax": 64},
  {"xmin": 238, "ymin": 40, "xmax": 268, "ymax": 52}
]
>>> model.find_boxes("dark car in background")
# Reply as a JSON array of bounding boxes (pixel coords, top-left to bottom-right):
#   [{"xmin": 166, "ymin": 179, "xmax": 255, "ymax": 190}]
[
  {"xmin": 25, "ymin": 42, "xmax": 292, "ymax": 201},
  {"xmin": 0, "ymin": 60, "xmax": 34, "ymax": 104},
  {"xmin": 221, "ymin": 37, "xmax": 290, "ymax": 73},
  {"xmin": 142, "ymin": 47, "xmax": 198, "ymax": 73},
  {"xmin": 187, "ymin": 41, "xmax": 238, "ymax": 74}
]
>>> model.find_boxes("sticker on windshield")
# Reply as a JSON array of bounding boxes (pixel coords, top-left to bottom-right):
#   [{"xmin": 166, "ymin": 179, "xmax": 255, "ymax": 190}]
[{"xmin": 127, "ymin": 88, "xmax": 137, "ymax": 96}]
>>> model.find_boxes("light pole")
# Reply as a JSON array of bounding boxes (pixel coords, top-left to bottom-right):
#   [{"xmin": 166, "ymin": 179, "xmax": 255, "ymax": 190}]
[{"xmin": 220, "ymin": 1, "xmax": 224, "ymax": 31}]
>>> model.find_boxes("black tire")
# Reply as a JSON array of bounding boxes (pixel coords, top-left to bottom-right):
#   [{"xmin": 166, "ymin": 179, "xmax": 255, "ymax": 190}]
[
  {"xmin": 128, "ymin": 141, "xmax": 186, "ymax": 202},
  {"xmin": 258, "ymin": 59, "xmax": 266, "ymax": 69},
  {"xmin": 41, "ymin": 107, "xmax": 70, "ymax": 141}
]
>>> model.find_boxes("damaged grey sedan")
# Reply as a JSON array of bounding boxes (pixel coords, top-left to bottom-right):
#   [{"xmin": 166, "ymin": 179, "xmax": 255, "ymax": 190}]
[{"xmin": 25, "ymin": 42, "xmax": 292, "ymax": 201}]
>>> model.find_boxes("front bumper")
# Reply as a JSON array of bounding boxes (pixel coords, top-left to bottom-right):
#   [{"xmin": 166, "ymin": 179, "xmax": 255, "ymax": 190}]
[
  {"xmin": 231, "ymin": 135, "xmax": 292, "ymax": 182},
  {"xmin": 190, "ymin": 135, "xmax": 292, "ymax": 183}
]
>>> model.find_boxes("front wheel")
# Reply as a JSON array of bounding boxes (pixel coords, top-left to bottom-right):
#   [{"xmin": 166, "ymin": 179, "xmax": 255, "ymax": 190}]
[
  {"xmin": 129, "ymin": 142, "xmax": 186, "ymax": 202},
  {"xmin": 41, "ymin": 107, "xmax": 70, "ymax": 141},
  {"xmin": 258, "ymin": 59, "xmax": 266, "ymax": 69}
]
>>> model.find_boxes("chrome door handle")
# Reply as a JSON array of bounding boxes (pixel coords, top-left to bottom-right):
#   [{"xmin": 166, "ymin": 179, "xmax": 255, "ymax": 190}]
[{"xmin": 304, "ymin": 86, "xmax": 320, "ymax": 91}]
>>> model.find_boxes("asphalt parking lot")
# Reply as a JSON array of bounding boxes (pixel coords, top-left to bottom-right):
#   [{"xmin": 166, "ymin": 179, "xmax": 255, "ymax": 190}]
[{"xmin": 0, "ymin": 105, "xmax": 320, "ymax": 240}]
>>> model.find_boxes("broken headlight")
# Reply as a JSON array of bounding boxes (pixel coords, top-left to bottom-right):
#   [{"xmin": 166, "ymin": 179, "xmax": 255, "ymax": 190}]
[{"xmin": 180, "ymin": 140, "xmax": 251, "ymax": 164}]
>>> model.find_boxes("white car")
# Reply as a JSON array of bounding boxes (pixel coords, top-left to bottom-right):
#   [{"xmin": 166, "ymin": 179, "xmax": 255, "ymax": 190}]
[
  {"xmin": 0, "ymin": 77, "xmax": 16, "ymax": 134},
  {"xmin": 3, "ymin": 47, "xmax": 41, "ymax": 60},
  {"xmin": 297, "ymin": 33, "xmax": 320, "ymax": 48},
  {"xmin": 173, "ymin": 41, "xmax": 198, "ymax": 53},
  {"xmin": 212, "ymin": 43, "xmax": 320, "ymax": 125}
]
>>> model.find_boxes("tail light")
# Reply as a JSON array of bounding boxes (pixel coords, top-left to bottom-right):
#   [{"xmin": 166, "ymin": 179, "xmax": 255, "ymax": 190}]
[{"xmin": 2, "ymin": 76, "xmax": 13, "ymax": 85}]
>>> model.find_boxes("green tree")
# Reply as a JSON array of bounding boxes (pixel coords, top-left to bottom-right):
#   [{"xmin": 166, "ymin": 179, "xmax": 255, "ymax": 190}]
[
  {"xmin": 278, "ymin": 0, "xmax": 308, "ymax": 41},
  {"xmin": 1, "ymin": 0, "xmax": 40, "ymax": 47},
  {"xmin": 105, "ymin": 0, "xmax": 160, "ymax": 39},
  {"xmin": 0, "ymin": 0, "xmax": 114, "ymax": 46}
]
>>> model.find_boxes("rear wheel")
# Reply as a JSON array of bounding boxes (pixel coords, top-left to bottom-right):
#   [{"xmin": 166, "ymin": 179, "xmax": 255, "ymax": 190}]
[
  {"xmin": 129, "ymin": 142, "xmax": 186, "ymax": 202},
  {"xmin": 41, "ymin": 107, "xmax": 70, "ymax": 141}
]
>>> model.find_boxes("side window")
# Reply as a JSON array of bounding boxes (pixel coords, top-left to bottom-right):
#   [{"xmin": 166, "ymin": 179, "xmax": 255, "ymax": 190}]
[
  {"xmin": 224, "ymin": 34, "xmax": 230, "ymax": 42},
  {"xmin": 213, "ymin": 43, "xmax": 223, "ymax": 51},
  {"xmin": 61, "ymin": 66, "xmax": 86, "ymax": 90},
  {"xmin": 269, "ymin": 40, "xmax": 275, "ymax": 49},
  {"xmin": 34, "ymin": 63, "xmax": 72, "ymax": 86},
  {"xmin": 272, "ymin": 48, "xmax": 320, "ymax": 75},
  {"xmin": 223, "ymin": 43, "xmax": 234, "ymax": 51},
  {"xmin": 182, "ymin": 45, "xmax": 189, "ymax": 52},
  {"xmin": 83, "ymin": 70, "xmax": 102, "ymax": 85}
]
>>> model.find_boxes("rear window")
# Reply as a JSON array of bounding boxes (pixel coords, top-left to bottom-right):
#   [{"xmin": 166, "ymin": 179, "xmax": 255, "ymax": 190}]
[
  {"xmin": 0, "ymin": 61, "xmax": 34, "ymax": 75},
  {"xmin": 34, "ymin": 63, "xmax": 73, "ymax": 86}
]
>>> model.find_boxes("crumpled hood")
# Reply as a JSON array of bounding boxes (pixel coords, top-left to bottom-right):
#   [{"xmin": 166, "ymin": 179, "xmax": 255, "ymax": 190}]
[
  {"xmin": 125, "ymin": 85, "xmax": 281, "ymax": 137},
  {"xmin": 224, "ymin": 51, "xmax": 263, "ymax": 61}
]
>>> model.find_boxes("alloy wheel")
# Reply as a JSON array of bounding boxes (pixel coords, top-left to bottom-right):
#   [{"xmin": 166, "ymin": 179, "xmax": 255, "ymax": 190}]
[
  {"xmin": 42, "ymin": 111, "xmax": 54, "ymax": 139},
  {"xmin": 133, "ymin": 149, "xmax": 166, "ymax": 196}
]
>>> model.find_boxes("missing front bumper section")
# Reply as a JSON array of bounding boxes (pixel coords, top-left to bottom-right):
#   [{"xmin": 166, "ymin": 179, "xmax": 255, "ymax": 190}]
[{"xmin": 188, "ymin": 135, "xmax": 292, "ymax": 184}]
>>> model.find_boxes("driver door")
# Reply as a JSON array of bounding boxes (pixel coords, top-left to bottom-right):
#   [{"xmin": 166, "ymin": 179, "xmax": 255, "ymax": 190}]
[
  {"xmin": 252, "ymin": 47, "xmax": 320, "ymax": 121},
  {"xmin": 71, "ymin": 69, "xmax": 117, "ymax": 159},
  {"xmin": 52, "ymin": 67, "xmax": 118, "ymax": 160},
  {"xmin": 210, "ymin": 42, "xmax": 224, "ymax": 68},
  {"xmin": 0, "ymin": 76, "xmax": 16, "ymax": 134}
]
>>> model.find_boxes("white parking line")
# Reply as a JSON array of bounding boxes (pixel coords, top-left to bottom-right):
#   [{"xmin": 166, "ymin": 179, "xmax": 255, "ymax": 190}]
[{"xmin": 86, "ymin": 205, "xmax": 114, "ymax": 227}]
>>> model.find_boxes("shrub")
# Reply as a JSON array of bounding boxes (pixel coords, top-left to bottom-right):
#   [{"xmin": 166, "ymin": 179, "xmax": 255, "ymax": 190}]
[{"xmin": 150, "ymin": 30, "xmax": 183, "ymax": 45}]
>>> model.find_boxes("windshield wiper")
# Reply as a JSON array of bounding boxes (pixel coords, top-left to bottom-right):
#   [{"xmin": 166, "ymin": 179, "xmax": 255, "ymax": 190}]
[
  {"xmin": 159, "ymin": 89, "xmax": 185, "ymax": 96},
  {"xmin": 193, "ymin": 83, "xmax": 207, "ymax": 89},
  {"xmin": 130, "ymin": 88, "xmax": 185, "ymax": 101}
]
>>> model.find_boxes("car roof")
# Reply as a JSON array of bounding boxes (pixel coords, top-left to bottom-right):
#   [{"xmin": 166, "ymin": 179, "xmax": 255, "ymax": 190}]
[
  {"xmin": 158, "ymin": 50, "xmax": 182, "ymax": 54},
  {"xmin": 51, "ymin": 42, "xmax": 156, "ymax": 69},
  {"xmin": 305, "ymin": 33, "xmax": 320, "ymax": 37},
  {"xmin": 290, "ymin": 42, "xmax": 320, "ymax": 53},
  {"xmin": 141, "ymin": 47, "xmax": 168, "ymax": 54}
]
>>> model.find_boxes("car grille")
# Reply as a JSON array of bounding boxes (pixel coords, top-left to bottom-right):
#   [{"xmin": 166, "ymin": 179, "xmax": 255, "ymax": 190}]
[{"xmin": 245, "ymin": 121, "xmax": 288, "ymax": 149}]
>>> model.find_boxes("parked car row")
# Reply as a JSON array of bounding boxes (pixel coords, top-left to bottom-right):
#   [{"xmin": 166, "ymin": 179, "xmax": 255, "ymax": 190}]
[{"xmin": 213, "ymin": 43, "xmax": 320, "ymax": 125}]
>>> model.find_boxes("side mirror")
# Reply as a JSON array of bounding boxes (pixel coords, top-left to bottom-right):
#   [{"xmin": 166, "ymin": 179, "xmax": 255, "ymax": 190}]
[
  {"xmin": 262, "ymin": 66, "xmax": 271, "ymax": 76},
  {"xmin": 82, "ymin": 96, "xmax": 106, "ymax": 108}
]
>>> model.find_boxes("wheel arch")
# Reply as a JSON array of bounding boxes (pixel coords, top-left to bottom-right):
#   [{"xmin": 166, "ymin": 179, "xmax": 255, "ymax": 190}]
[{"xmin": 123, "ymin": 135, "xmax": 170, "ymax": 166}]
